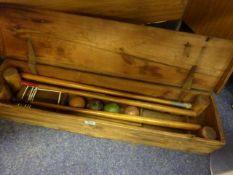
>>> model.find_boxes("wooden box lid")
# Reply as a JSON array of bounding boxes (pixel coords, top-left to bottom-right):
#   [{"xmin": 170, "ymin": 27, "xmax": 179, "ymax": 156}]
[{"xmin": 0, "ymin": 6, "xmax": 232, "ymax": 95}]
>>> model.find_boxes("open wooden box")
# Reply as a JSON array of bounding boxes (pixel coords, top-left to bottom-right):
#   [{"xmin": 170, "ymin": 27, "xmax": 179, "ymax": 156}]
[{"xmin": 0, "ymin": 5, "xmax": 232, "ymax": 154}]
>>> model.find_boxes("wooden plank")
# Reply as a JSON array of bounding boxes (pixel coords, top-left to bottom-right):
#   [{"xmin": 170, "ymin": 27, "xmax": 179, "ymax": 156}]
[
  {"xmin": 0, "ymin": 0, "xmax": 187, "ymax": 23},
  {"xmin": 183, "ymin": 0, "xmax": 233, "ymax": 40},
  {"xmin": 205, "ymin": 96, "xmax": 225, "ymax": 142},
  {"xmin": 0, "ymin": 7, "xmax": 232, "ymax": 91},
  {"xmin": 1, "ymin": 30, "xmax": 221, "ymax": 91},
  {"xmin": 0, "ymin": 103, "xmax": 224, "ymax": 154},
  {"xmin": 0, "ymin": 7, "xmax": 232, "ymax": 73},
  {"xmin": 5, "ymin": 59, "xmax": 209, "ymax": 102}
]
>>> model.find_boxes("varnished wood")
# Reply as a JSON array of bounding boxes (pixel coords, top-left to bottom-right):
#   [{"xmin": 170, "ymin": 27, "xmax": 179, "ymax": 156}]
[
  {"xmin": 27, "ymin": 38, "xmax": 37, "ymax": 74},
  {"xmin": 204, "ymin": 96, "xmax": 225, "ymax": 141},
  {"xmin": 5, "ymin": 59, "xmax": 210, "ymax": 102},
  {"xmin": 141, "ymin": 109, "xmax": 187, "ymax": 133},
  {"xmin": 22, "ymin": 73, "xmax": 192, "ymax": 109},
  {"xmin": 184, "ymin": 0, "xmax": 233, "ymax": 93},
  {"xmin": 0, "ymin": 30, "xmax": 221, "ymax": 91},
  {"xmin": 0, "ymin": 1, "xmax": 187, "ymax": 23},
  {"xmin": 29, "ymin": 83, "xmax": 198, "ymax": 117},
  {"xmin": 0, "ymin": 6, "xmax": 227, "ymax": 154},
  {"xmin": 184, "ymin": 0, "xmax": 233, "ymax": 40},
  {"xmin": 0, "ymin": 60, "xmax": 226, "ymax": 154},
  {"xmin": 0, "ymin": 103, "xmax": 224, "ymax": 154},
  {"xmin": 32, "ymin": 101, "xmax": 201, "ymax": 130},
  {"xmin": 0, "ymin": 7, "xmax": 232, "ymax": 91}
]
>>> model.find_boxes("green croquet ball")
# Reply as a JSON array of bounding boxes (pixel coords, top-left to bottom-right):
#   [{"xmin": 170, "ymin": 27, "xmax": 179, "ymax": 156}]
[
  {"xmin": 104, "ymin": 103, "xmax": 120, "ymax": 113},
  {"xmin": 87, "ymin": 99, "xmax": 104, "ymax": 110}
]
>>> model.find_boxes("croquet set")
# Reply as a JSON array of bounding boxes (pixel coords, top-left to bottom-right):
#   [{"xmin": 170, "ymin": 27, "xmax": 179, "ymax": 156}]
[{"xmin": 0, "ymin": 5, "xmax": 232, "ymax": 154}]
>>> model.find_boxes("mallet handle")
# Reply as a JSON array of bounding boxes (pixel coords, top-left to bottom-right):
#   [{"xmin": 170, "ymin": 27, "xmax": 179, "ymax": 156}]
[
  {"xmin": 22, "ymin": 73, "xmax": 192, "ymax": 109},
  {"xmin": 32, "ymin": 101, "xmax": 201, "ymax": 130},
  {"xmin": 27, "ymin": 82, "xmax": 197, "ymax": 117}
]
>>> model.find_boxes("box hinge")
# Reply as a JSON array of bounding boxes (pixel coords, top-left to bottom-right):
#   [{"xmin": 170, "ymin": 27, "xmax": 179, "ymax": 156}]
[{"xmin": 27, "ymin": 38, "xmax": 37, "ymax": 74}]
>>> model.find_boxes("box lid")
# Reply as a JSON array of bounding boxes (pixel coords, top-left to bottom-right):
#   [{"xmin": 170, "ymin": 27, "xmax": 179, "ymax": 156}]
[
  {"xmin": 0, "ymin": 0, "xmax": 188, "ymax": 23},
  {"xmin": 0, "ymin": 6, "xmax": 232, "ymax": 94}
]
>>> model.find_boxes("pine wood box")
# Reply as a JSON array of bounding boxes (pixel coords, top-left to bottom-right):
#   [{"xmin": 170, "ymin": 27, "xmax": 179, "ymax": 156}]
[{"xmin": 0, "ymin": 5, "xmax": 232, "ymax": 154}]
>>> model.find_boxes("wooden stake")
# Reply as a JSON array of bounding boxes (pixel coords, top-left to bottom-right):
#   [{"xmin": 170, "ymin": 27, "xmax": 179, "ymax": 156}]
[
  {"xmin": 21, "ymin": 73, "xmax": 192, "ymax": 109},
  {"xmin": 32, "ymin": 101, "xmax": 201, "ymax": 130}
]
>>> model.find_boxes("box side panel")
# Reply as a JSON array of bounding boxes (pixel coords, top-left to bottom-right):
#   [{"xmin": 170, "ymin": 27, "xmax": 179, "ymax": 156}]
[
  {"xmin": 205, "ymin": 96, "xmax": 225, "ymax": 142},
  {"xmin": 0, "ymin": 103, "xmax": 224, "ymax": 154}
]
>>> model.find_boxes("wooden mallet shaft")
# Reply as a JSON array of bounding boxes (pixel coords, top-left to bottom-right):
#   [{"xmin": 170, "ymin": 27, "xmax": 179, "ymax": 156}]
[
  {"xmin": 32, "ymin": 101, "xmax": 201, "ymax": 130},
  {"xmin": 21, "ymin": 73, "xmax": 192, "ymax": 109},
  {"xmin": 22, "ymin": 81, "xmax": 197, "ymax": 117}
]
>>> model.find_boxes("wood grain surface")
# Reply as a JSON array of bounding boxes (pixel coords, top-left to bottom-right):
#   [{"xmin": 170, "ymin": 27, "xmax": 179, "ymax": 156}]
[
  {"xmin": 4, "ymin": 59, "xmax": 209, "ymax": 102},
  {"xmin": 28, "ymin": 83, "xmax": 198, "ymax": 117},
  {"xmin": 0, "ymin": 102, "xmax": 224, "ymax": 154},
  {"xmin": 32, "ymin": 101, "xmax": 201, "ymax": 130},
  {"xmin": 0, "ymin": 0, "xmax": 187, "ymax": 23},
  {"xmin": 184, "ymin": 0, "xmax": 233, "ymax": 39},
  {"xmin": 0, "ymin": 45, "xmax": 226, "ymax": 154},
  {"xmin": 0, "ymin": 7, "xmax": 232, "ymax": 92},
  {"xmin": 21, "ymin": 73, "xmax": 193, "ymax": 109}
]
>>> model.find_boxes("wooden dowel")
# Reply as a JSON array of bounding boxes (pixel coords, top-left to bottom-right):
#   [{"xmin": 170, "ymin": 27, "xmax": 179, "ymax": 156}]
[
  {"xmin": 3, "ymin": 67, "xmax": 21, "ymax": 92},
  {"xmin": 21, "ymin": 73, "xmax": 192, "ymax": 109},
  {"xmin": 23, "ymin": 81, "xmax": 197, "ymax": 117},
  {"xmin": 32, "ymin": 101, "xmax": 201, "ymax": 130}
]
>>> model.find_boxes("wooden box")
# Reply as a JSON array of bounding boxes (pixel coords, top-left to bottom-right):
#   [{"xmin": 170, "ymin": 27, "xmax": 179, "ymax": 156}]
[{"xmin": 0, "ymin": 5, "xmax": 232, "ymax": 154}]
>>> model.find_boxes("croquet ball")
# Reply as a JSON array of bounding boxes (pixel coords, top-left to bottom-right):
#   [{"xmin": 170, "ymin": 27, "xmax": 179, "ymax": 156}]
[
  {"xmin": 124, "ymin": 106, "xmax": 140, "ymax": 116},
  {"xmin": 199, "ymin": 126, "xmax": 217, "ymax": 140},
  {"xmin": 104, "ymin": 103, "xmax": 120, "ymax": 113},
  {"xmin": 87, "ymin": 99, "xmax": 104, "ymax": 110},
  {"xmin": 69, "ymin": 96, "xmax": 86, "ymax": 108}
]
